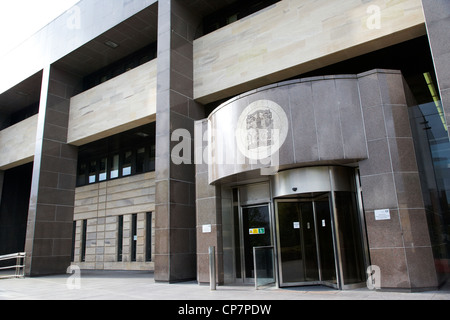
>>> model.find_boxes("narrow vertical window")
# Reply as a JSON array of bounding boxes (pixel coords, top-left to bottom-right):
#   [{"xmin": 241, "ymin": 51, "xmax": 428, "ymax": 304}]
[
  {"xmin": 71, "ymin": 221, "xmax": 76, "ymax": 262},
  {"xmin": 88, "ymin": 160, "xmax": 97, "ymax": 184},
  {"xmin": 81, "ymin": 220, "xmax": 87, "ymax": 262},
  {"xmin": 122, "ymin": 151, "xmax": 133, "ymax": 176},
  {"xmin": 99, "ymin": 157, "xmax": 108, "ymax": 181},
  {"xmin": 149, "ymin": 144, "xmax": 156, "ymax": 171},
  {"xmin": 118, "ymin": 215, "xmax": 123, "ymax": 262},
  {"xmin": 131, "ymin": 214, "xmax": 137, "ymax": 262},
  {"xmin": 146, "ymin": 212, "xmax": 152, "ymax": 262},
  {"xmin": 136, "ymin": 147, "xmax": 146, "ymax": 174},
  {"xmin": 77, "ymin": 162, "xmax": 87, "ymax": 186},
  {"xmin": 110, "ymin": 154, "xmax": 119, "ymax": 179}
]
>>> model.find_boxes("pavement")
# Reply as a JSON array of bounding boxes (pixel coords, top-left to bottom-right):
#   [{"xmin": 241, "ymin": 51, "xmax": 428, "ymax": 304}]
[{"xmin": 0, "ymin": 270, "xmax": 449, "ymax": 300}]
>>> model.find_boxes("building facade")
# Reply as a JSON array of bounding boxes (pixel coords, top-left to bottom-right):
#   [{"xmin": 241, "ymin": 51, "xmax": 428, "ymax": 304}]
[{"xmin": 0, "ymin": 0, "xmax": 449, "ymax": 291}]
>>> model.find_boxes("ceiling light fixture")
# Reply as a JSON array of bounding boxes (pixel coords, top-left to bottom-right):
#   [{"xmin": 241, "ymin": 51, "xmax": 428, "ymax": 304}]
[
  {"xmin": 15, "ymin": 91, "xmax": 30, "ymax": 96},
  {"xmin": 104, "ymin": 40, "xmax": 119, "ymax": 49},
  {"xmin": 136, "ymin": 132, "xmax": 150, "ymax": 138}
]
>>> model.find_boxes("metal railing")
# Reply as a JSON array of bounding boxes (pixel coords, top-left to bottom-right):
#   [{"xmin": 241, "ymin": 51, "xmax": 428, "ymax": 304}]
[{"xmin": 0, "ymin": 253, "xmax": 26, "ymax": 279}]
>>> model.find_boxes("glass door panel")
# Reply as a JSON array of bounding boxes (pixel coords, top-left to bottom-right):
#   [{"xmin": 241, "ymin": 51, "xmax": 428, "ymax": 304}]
[
  {"xmin": 314, "ymin": 198, "xmax": 337, "ymax": 285},
  {"xmin": 242, "ymin": 205, "xmax": 271, "ymax": 280},
  {"xmin": 302, "ymin": 203, "xmax": 320, "ymax": 281},
  {"xmin": 276, "ymin": 195, "xmax": 338, "ymax": 287},
  {"xmin": 335, "ymin": 191, "xmax": 366, "ymax": 286},
  {"xmin": 277, "ymin": 202, "xmax": 318, "ymax": 284}
]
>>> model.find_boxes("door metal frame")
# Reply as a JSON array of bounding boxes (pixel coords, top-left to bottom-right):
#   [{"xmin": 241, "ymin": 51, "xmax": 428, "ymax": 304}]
[
  {"xmin": 225, "ymin": 166, "xmax": 370, "ymax": 289},
  {"xmin": 274, "ymin": 194, "xmax": 339, "ymax": 289},
  {"xmin": 238, "ymin": 203, "xmax": 273, "ymax": 284}
]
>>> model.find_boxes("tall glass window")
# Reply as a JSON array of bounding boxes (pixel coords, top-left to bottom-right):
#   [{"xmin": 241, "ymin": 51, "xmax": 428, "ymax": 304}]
[
  {"xmin": 122, "ymin": 151, "xmax": 133, "ymax": 177},
  {"xmin": 81, "ymin": 220, "xmax": 87, "ymax": 262},
  {"xmin": 117, "ymin": 215, "xmax": 124, "ymax": 262},
  {"xmin": 131, "ymin": 214, "xmax": 137, "ymax": 262},
  {"xmin": 136, "ymin": 147, "xmax": 146, "ymax": 174},
  {"xmin": 88, "ymin": 160, "xmax": 97, "ymax": 184},
  {"xmin": 146, "ymin": 212, "xmax": 152, "ymax": 262},
  {"xmin": 99, "ymin": 157, "xmax": 108, "ymax": 181},
  {"xmin": 110, "ymin": 154, "xmax": 119, "ymax": 179},
  {"xmin": 409, "ymin": 76, "xmax": 450, "ymax": 284}
]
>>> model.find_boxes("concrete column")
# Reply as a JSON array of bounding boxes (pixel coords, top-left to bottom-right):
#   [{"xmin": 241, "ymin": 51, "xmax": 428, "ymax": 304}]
[
  {"xmin": 25, "ymin": 65, "xmax": 81, "ymax": 276},
  {"xmin": 358, "ymin": 69, "xmax": 438, "ymax": 291},
  {"xmin": 154, "ymin": 0, "xmax": 204, "ymax": 282}
]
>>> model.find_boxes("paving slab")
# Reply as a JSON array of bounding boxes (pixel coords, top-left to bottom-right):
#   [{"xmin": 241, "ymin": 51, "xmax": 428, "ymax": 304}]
[{"xmin": 0, "ymin": 271, "xmax": 449, "ymax": 301}]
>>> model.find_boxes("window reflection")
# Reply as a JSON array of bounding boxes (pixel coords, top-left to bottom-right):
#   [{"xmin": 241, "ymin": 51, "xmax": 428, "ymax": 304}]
[
  {"xmin": 110, "ymin": 154, "xmax": 119, "ymax": 179},
  {"xmin": 122, "ymin": 151, "xmax": 132, "ymax": 176},
  {"xmin": 89, "ymin": 160, "xmax": 97, "ymax": 184},
  {"xmin": 409, "ymin": 73, "xmax": 450, "ymax": 284},
  {"xmin": 99, "ymin": 157, "xmax": 108, "ymax": 181},
  {"xmin": 136, "ymin": 147, "xmax": 146, "ymax": 174}
]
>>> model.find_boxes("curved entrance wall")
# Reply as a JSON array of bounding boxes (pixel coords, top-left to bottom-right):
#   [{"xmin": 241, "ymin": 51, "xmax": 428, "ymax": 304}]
[
  {"xmin": 195, "ymin": 69, "xmax": 439, "ymax": 291},
  {"xmin": 272, "ymin": 166, "xmax": 355, "ymax": 198},
  {"xmin": 206, "ymin": 74, "xmax": 368, "ymax": 184}
]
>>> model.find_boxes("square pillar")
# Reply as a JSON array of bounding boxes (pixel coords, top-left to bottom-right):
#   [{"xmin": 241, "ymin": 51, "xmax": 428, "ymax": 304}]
[
  {"xmin": 25, "ymin": 66, "xmax": 81, "ymax": 276},
  {"xmin": 195, "ymin": 119, "xmax": 224, "ymax": 285},
  {"xmin": 358, "ymin": 69, "xmax": 438, "ymax": 291},
  {"xmin": 154, "ymin": 0, "xmax": 204, "ymax": 282}
]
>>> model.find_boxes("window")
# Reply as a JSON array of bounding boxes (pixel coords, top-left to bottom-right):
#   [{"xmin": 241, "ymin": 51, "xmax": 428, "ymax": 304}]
[
  {"xmin": 77, "ymin": 163, "xmax": 87, "ymax": 186},
  {"xmin": 81, "ymin": 220, "xmax": 87, "ymax": 262},
  {"xmin": 71, "ymin": 221, "xmax": 76, "ymax": 262},
  {"xmin": 202, "ymin": 0, "xmax": 281, "ymax": 36},
  {"xmin": 88, "ymin": 160, "xmax": 97, "ymax": 184},
  {"xmin": 136, "ymin": 147, "xmax": 146, "ymax": 174},
  {"xmin": 118, "ymin": 215, "xmax": 123, "ymax": 262},
  {"xmin": 131, "ymin": 214, "xmax": 137, "ymax": 262},
  {"xmin": 83, "ymin": 42, "xmax": 157, "ymax": 91},
  {"xmin": 122, "ymin": 151, "xmax": 133, "ymax": 176},
  {"xmin": 99, "ymin": 157, "xmax": 108, "ymax": 181},
  {"xmin": 146, "ymin": 212, "xmax": 152, "ymax": 262},
  {"xmin": 76, "ymin": 123, "xmax": 155, "ymax": 187},
  {"xmin": 110, "ymin": 154, "xmax": 119, "ymax": 179}
]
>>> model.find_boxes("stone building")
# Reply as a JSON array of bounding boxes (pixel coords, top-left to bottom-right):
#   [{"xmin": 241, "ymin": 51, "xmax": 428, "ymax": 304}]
[{"xmin": 0, "ymin": 0, "xmax": 449, "ymax": 291}]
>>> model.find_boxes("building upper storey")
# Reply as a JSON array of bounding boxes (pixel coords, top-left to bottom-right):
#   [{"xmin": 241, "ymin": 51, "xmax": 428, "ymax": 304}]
[
  {"xmin": 0, "ymin": 0, "xmax": 157, "ymax": 95},
  {"xmin": 1, "ymin": 0, "xmax": 426, "ymax": 100},
  {"xmin": 0, "ymin": 0, "xmax": 429, "ymax": 172}
]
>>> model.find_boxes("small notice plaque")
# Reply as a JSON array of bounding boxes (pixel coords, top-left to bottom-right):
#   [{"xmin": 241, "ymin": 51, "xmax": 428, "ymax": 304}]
[
  {"xmin": 249, "ymin": 228, "xmax": 265, "ymax": 235},
  {"xmin": 202, "ymin": 224, "xmax": 212, "ymax": 233},
  {"xmin": 375, "ymin": 209, "xmax": 391, "ymax": 221}
]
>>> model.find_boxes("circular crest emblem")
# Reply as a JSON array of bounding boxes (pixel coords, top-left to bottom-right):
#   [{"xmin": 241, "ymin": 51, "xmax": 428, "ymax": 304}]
[{"xmin": 236, "ymin": 100, "xmax": 289, "ymax": 160}]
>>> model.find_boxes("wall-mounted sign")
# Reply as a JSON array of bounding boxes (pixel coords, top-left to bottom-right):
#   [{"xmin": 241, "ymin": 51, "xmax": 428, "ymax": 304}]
[
  {"xmin": 202, "ymin": 224, "xmax": 212, "ymax": 233},
  {"xmin": 249, "ymin": 228, "xmax": 265, "ymax": 235},
  {"xmin": 374, "ymin": 209, "xmax": 391, "ymax": 221},
  {"xmin": 293, "ymin": 222, "xmax": 300, "ymax": 229}
]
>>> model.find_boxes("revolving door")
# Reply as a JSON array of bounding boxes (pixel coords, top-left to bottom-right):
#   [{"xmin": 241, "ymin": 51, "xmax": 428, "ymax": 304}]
[{"xmin": 272, "ymin": 167, "xmax": 368, "ymax": 289}]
